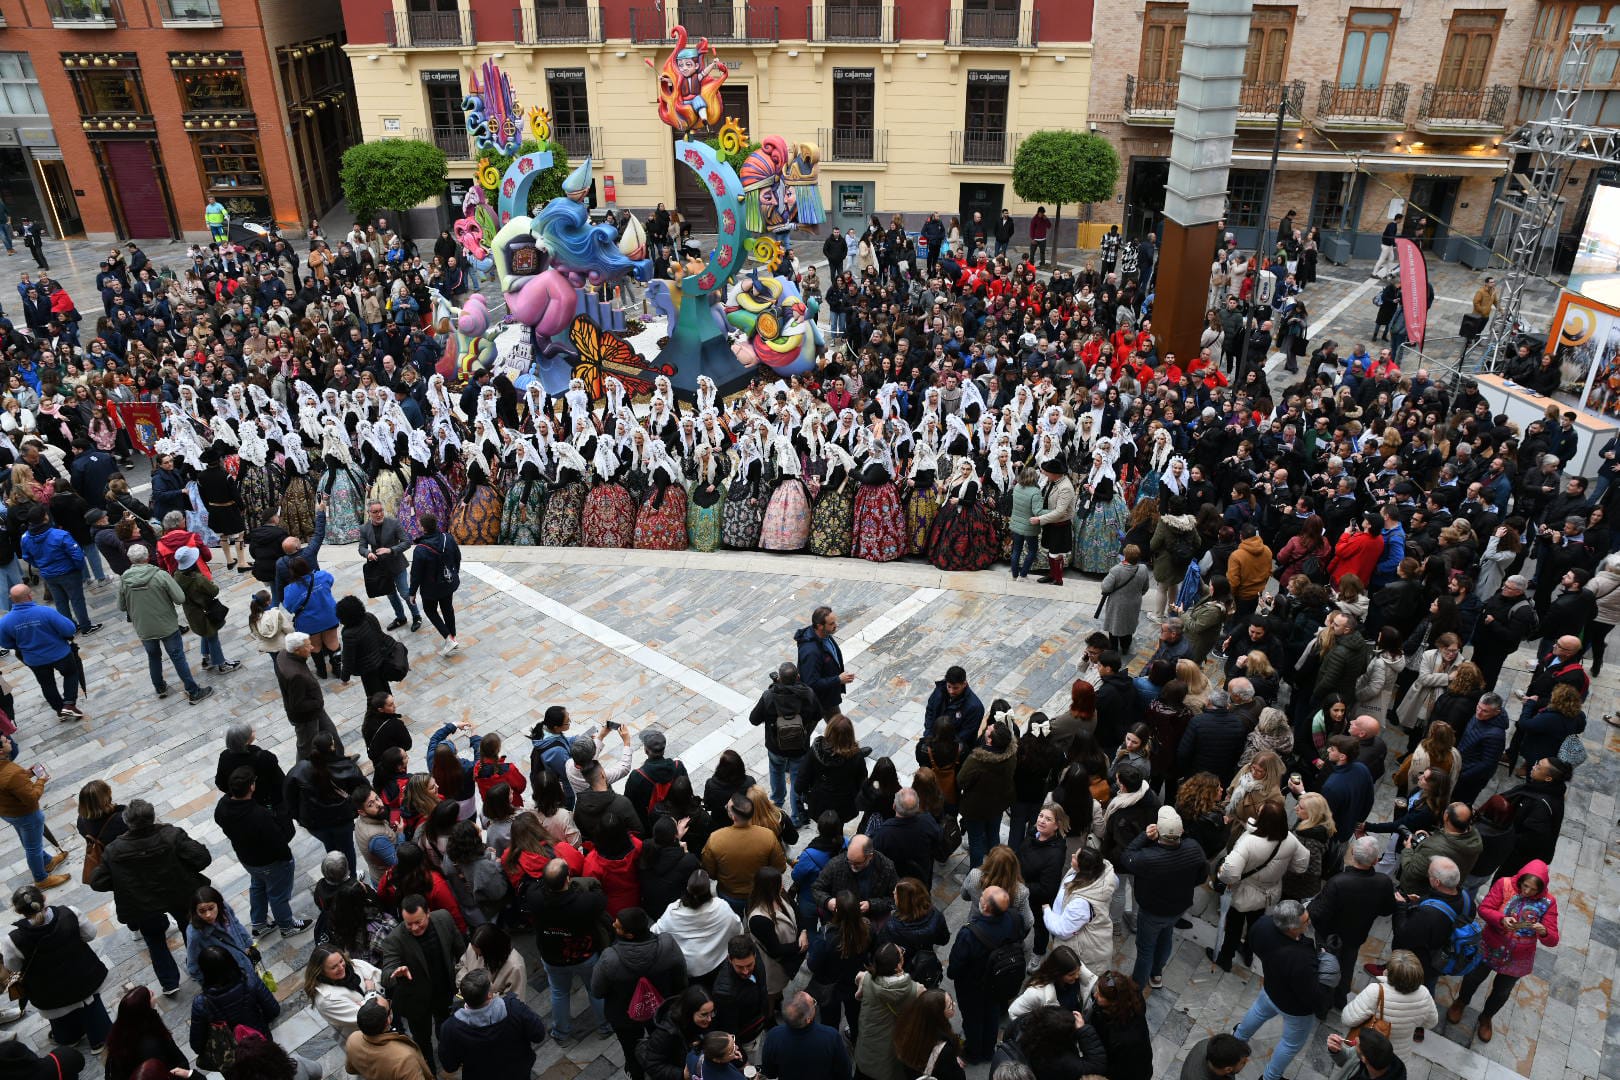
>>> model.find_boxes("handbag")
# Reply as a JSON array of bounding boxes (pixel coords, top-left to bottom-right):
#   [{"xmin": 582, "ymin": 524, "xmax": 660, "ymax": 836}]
[
  {"xmin": 380, "ymin": 636, "xmax": 411, "ymax": 682},
  {"xmin": 362, "ymin": 558, "xmax": 395, "ymax": 599},
  {"xmin": 1347, "ymin": 983, "xmax": 1392, "ymax": 1043},
  {"xmin": 205, "ymin": 597, "xmax": 230, "ymax": 625},
  {"xmin": 81, "ymin": 815, "xmax": 114, "ymax": 886},
  {"xmin": 1211, "ymin": 838, "xmax": 1284, "ymax": 896},
  {"xmin": 918, "ymin": 1040, "xmax": 948, "ymax": 1080}
]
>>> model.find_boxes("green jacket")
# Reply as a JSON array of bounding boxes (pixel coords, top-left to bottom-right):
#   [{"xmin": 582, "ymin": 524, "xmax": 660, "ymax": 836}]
[
  {"xmin": 174, "ymin": 566, "xmax": 221, "ymax": 638},
  {"xmin": 1009, "ymin": 483, "xmax": 1043, "ymax": 538},
  {"xmin": 117, "ymin": 562, "xmax": 185, "ymax": 641}
]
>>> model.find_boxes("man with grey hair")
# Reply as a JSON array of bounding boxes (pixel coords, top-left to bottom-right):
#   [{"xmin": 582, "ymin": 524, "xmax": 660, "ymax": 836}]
[
  {"xmin": 760, "ymin": 989, "xmax": 850, "ymax": 1080},
  {"xmin": 1226, "ymin": 677, "xmax": 1261, "ymax": 730},
  {"xmin": 1177, "ymin": 687, "xmax": 1246, "ymax": 781},
  {"xmin": 213, "ymin": 720, "xmax": 285, "ymax": 810},
  {"xmin": 275, "ymin": 631, "xmax": 343, "ymax": 759},
  {"xmin": 1308, "ymin": 834, "xmax": 1396, "ymax": 1010},
  {"xmin": 1471, "ymin": 574, "xmax": 1540, "ymax": 686},
  {"xmin": 872, "ymin": 786, "xmax": 942, "ymax": 886},
  {"xmin": 1232, "ymin": 900, "xmax": 1322, "ymax": 1080},
  {"xmin": 748, "ymin": 659, "xmax": 821, "ymax": 825},
  {"xmin": 275, "ymin": 496, "xmax": 328, "ymax": 603},
  {"xmin": 1145, "ymin": 615, "xmax": 1191, "ymax": 669},
  {"xmin": 1384, "ymin": 855, "xmax": 1468, "ymax": 999},
  {"xmin": 1453, "ymin": 693, "xmax": 1509, "ymax": 805},
  {"xmin": 117, "ymin": 543, "xmax": 212, "ymax": 705},
  {"xmin": 154, "ymin": 509, "xmax": 212, "ymax": 583}
]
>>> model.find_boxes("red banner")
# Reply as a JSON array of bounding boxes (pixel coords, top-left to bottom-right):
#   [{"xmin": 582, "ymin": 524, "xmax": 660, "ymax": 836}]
[
  {"xmin": 113, "ymin": 402, "xmax": 163, "ymax": 457},
  {"xmin": 1395, "ymin": 237, "xmax": 1429, "ymax": 351}
]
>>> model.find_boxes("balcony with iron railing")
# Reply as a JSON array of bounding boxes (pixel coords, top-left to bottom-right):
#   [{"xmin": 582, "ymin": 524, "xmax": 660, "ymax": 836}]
[
  {"xmin": 158, "ymin": 0, "xmax": 222, "ymax": 26},
  {"xmin": 385, "ymin": 10, "xmax": 476, "ymax": 48},
  {"xmin": 1238, "ymin": 79, "xmax": 1305, "ymax": 123},
  {"xmin": 552, "ymin": 123, "xmax": 602, "ymax": 161},
  {"xmin": 512, "ymin": 5, "xmax": 602, "ymax": 42},
  {"xmin": 947, "ymin": 5, "xmax": 1038, "ymax": 47},
  {"xmin": 1316, "ymin": 81, "xmax": 1409, "ymax": 131},
  {"xmin": 415, "ymin": 126, "xmax": 473, "ymax": 159},
  {"xmin": 950, "ymin": 129, "xmax": 1020, "ymax": 167},
  {"xmin": 817, "ymin": 126, "xmax": 888, "ymax": 163},
  {"xmin": 1415, "ymin": 83, "xmax": 1510, "ymax": 133},
  {"xmin": 806, "ymin": 3, "xmax": 896, "ymax": 42},
  {"xmin": 631, "ymin": 4, "xmax": 779, "ymax": 43},
  {"xmin": 46, "ymin": 0, "xmax": 122, "ymax": 28},
  {"xmin": 1123, "ymin": 75, "xmax": 1177, "ymax": 123}
]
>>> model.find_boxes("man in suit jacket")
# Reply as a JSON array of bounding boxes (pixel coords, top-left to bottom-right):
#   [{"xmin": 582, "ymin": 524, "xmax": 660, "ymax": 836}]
[
  {"xmin": 379, "ymin": 897, "xmax": 465, "ymax": 1071},
  {"xmin": 794, "ymin": 605, "xmax": 851, "ymax": 719}
]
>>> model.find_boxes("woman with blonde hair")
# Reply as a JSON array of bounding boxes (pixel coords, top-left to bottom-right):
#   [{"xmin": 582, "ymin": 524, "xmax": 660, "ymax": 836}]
[
  {"xmin": 1282, "ymin": 792, "xmax": 1336, "ymax": 900},
  {"xmin": 1237, "ymin": 707, "xmax": 1294, "ymax": 771},
  {"xmin": 1226, "ymin": 751, "xmax": 1285, "ymax": 829},
  {"xmin": 747, "ymin": 784, "xmax": 796, "ymax": 848},
  {"xmin": 1241, "ymin": 650, "xmax": 1281, "ymax": 704},
  {"xmin": 1175, "ymin": 658, "xmax": 1211, "ymax": 714},
  {"xmin": 1340, "ymin": 949, "xmax": 1437, "ymax": 1059},
  {"xmin": 1403, "ymin": 720, "xmax": 1461, "ymax": 798},
  {"xmin": 961, "ymin": 844, "xmax": 1034, "ymax": 937}
]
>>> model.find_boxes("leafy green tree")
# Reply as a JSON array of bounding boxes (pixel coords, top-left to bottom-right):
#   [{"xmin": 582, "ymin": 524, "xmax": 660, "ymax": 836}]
[
  {"xmin": 476, "ymin": 139, "xmax": 572, "ymax": 216},
  {"xmin": 339, "ymin": 140, "xmax": 448, "ymax": 221},
  {"xmin": 1012, "ymin": 130, "xmax": 1120, "ymax": 263}
]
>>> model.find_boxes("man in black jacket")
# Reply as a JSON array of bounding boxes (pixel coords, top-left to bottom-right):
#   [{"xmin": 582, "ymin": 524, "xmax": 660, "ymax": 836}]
[
  {"xmin": 214, "ymin": 767, "xmax": 312, "ymax": 938},
  {"xmin": 921, "ymin": 213, "xmax": 945, "ymax": 276},
  {"xmin": 437, "ymin": 969, "xmax": 548, "ymax": 1080},
  {"xmin": 1091, "ymin": 650, "xmax": 1136, "ymax": 752},
  {"xmin": 379, "ymin": 897, "xmax": 465, "ymax": 1069},
  {"xmin": 625, "ymin": 730, "xmax": 689, "ymax": 833},
  {"xmin": 358, "ymin": 501, "xmax": 419, "ymax": 631},
  {"xmin": 1308, "ymin": 835, "xmax": 1396, "ymax": 1010},
  {"xmin": 1232, "ymin": 901, "xmax": 1322, "ymax": 1080},
  {"xmin": 712, "ymin": 935, "xmax": 770, "ymax": 1052},
  {"xmin": 529, "ymin": 858, "xmax": 611, "ymax": 1043},
  {"xmin": 871, "ymin": 788, "xmax": 942, "ymax": 886},
  {"xmin": 749, "ymin": 662, "xmax": 821, "ymax": 825},
  {"xmin": 794, "ymin": 606, "xmax": 851, "ymax": 719},
  {"xmin": 811, "ymin": 836, "xmax": 897, "ymax": 920},
  {"xmin": 1384, "ymin": 855, "xmax": 1468, "ymax": 993},
  {"xmin": 821, "ymin": 230, "xmax": 847, "ymax": 278},
  {"xmin": 1466, "ymin": 575, "xmax": 1539, "ymax": 686},
  {"xmin": 994, "ymin": 210, "xmax": 1016, "ymax": 257},
  {"xmin": 1177, "ymin": 689, "xmax": 1247, "ymax": 782},
  {"xmin": 1121, "ymin": 807, "xmax": 1208, "ymax": 989},
  {"xmin": 88, "ymin": 798, "xmax": 212, "ymax": 996}
]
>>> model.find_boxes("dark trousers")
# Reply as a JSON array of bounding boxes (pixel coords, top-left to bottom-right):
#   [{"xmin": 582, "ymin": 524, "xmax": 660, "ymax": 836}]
[
  {"xmin": 401, "ymin": 997, "xmax": 453, "ymax": 1070},
  {"xmin": 958, "ymin": 990, "xmax": 1002, "ymax": 1063},
  {"xmin": 309, "ymin": 822, "xmax": 357, "ymax": 874},
  {"xmin": 614, "ymin": 1020, "xmax": 649, "ymax": 1080},
  {"xmin": 1456, "ymin": 967, "xmax": 1519, "ymax": 1021},
  {"xmin": 1217, "ymin": 905, "xmax": 1264, "ymax": 967},
  {"xmin": 360, "ymin": 672, "xmax": 391, "ymax": 697},
  {"xmin": 421, "ymin": 594, "xmax": 456, "ymax": 638},
  {"xmin": 27, "ymin": 653, "xmax": 80, "ymax": 713}
]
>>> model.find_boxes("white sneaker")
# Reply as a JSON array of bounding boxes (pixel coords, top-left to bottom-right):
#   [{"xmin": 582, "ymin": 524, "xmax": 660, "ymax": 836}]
[{"xmin": 441, "ymin": 638, "xmax": 460, "ymax": 655}]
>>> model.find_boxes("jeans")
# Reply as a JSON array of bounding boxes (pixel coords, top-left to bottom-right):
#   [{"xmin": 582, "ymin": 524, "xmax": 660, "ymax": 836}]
[
  {"xmin": 244, "ymin": 858, "xmax": 297, "ymax": 929},
  {"xmin": 27, "ymin": 654, "xmax": 79, "ymax": 713},
  {"xmin": 136, "ymin": 911, "xmax": 182, "ymax": 990},
  {"xmin": 2, "ymin": 809, "xmax": 47, "ymax": 881},
  {"xmin": 964, "ymin": 817, "xmax": 1000, "ymax": 869},
  {"xmin": 1234, "ymin": 989, "xmax": 1316, "ymax": 1080},
  {"xmin": 1132, "ymin": 908, "xmax": 1180, "ymax": 986},
  {"xmin": 0, "ymin": 560, "xmax": 22, "ymax": 611},
  {"xmin": 543, "ymin": 953, "xmax": 606, "ymax": 1035},
  {"xmin": 421, "ymin": 594, "xmax": 456, "ymax": 638},
  {"xmin": 43, "ymin": 570, "xmax": 90, "ymax": 630},
  {"xmin": 995, "ymin": 240, "xmax": 1009, "ymax": 257},
  {"xmin": 144, "ymin": 630, "xmax": 200, "ymax": 694},
  {"xmin": 1010, "ymin": 534, "xmax": 1039, "ymax": 578},
  {"xmin": 47, "ymin": 995, "xmax": 112, "ymax": 1049},
  {"xmin": 309, "ymin": 823, "xmax": 356, "ymax": 874},
  {"xmin": 386, "ymin": 569, "xmax": 420, "ymax": 622},
  {"xmin": 768, "ymin": 749, "xmax": 807, "ymax": 823},
  {"xmin": 82, "ymin": 545, "xmax": 106, "ymax": 583},
  {"xmin": 0, "ymin": 223, "xmax": 12, "ymax": 252},
  {"xmin": 199, "ymin": 634, "xmax": 227, "ymax": 668}
]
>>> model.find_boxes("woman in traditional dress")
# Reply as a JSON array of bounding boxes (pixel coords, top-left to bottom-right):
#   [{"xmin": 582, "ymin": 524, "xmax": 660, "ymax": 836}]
[
  {"xmin": 582, "ymin": 431, "xmax": 637, "ymax": 548},
  {"xmin": 1077, "ymin": 442, "xmax": 1128, "ymax": 574},
  {"xmin": 809, "ymin": 444, "xmax": 857, "ymax": 558},
  {"xmin": 278, "ymin": 437, "xmax": 318, "ymax": 539},
  {"xmin": 760, "ymin": 432, "xmax": 812, "ymax": 552},
  {"xmin": 1159, "ymin": 455, "xmax": 1190, "ymax": 506},
  {"xmin": 500, "ymin": 435, "xmax": 548, "ymax": 546},
  {"xmin": 686, "ymin": 441, "xmax": 728, "ymax": 552},
  {"xmin": 986, "ymin": 436, "xmax": 1019, "ymax": 562},
  {"xmin": 903, "ymin": 440, "xmax": 944, "ymax": 556},
  {"xmin": 851, "ymin": 420, "xmax": 906, "ymax": 563},
  {"xmin": 634, "ymin": 441, "xmax": 689, "ymax": 551},
  {"xmin": 1138, "ymin": 426, "xmax": 1174, "ymax": 504},
  {"xmin": 396, "ymin": 429, "xmax": 454, "ymax": 539},
  {"xmin": 927, "ymin": 458, "xmax": 1000, "ymax": 571},
  {"xmin": 721, "ymin": 426, "xmax": 769, "ymax": 550},
  {"xmin": 234, "ymin": 421, "xmax": 279, "ymax": 532},
  {"xmin": 318, "ymin": 417, "xmax": 367, "ymax": 543},
  {"xmin": 451, "ymin": 446, "xmax": 503, "ymax": 546},
  {"xmin": 674, "ymin": 414, "xmax": 704, "ymax": 477},
  {"xmin": 198, "ymin": 444, "xmax": 247, "ymax": 571},
  {"xmin": 542, "ymin": 441, "xmax": 589, "ymax": 547}
]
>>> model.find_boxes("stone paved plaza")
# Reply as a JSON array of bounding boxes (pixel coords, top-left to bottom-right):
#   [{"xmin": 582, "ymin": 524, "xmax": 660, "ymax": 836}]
[{"xmin": 0, "ymin": 541, "xmax": 1613, "ymax": 1080}]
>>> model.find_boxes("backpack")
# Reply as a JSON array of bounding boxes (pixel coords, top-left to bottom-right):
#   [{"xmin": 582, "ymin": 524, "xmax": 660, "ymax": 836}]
[
  {"xmin": 969, "ymin": 924, "xmax": 1026, "ymax": 1005},
  {"xmin": 635, "ymin": 763, "xmax": 680, "ymax": 819},
  {"xmin": 1298, "ymin": 551, "xmax": 1328, "ymax": 584},
  {"xmin": 1510, "ymin": 598, "xmax": 1541, "ymax": 641},
  {"xmin": 379, "ymin": 636, "xmax": 410, "ymax": 682},
  {"xmin": 627, "ymin": 976, "xmax": 665, "ymax": 1023},
  {"xmin": 1169, "ymin": 527, "xmax": 1199, "ymax": 564},
  {"xmin": 907, "ymin": 946, "xmax": 944, "ymax": 989},
  {"xmin": 933, "ymin": 813, "xmax": 962, "ymax": 862},
  {"xmin": 1419, "ymin": 893, "xmax": 1485, "ymax": 976},
  {"xmin": 197, "ymin": 1020, "xmax": 238, "ymax": 1072},
  {"xmin": 1558, "ymin": 731, "xmax": 1588, "ymax": 767},
  {"xmin": 773, "ymin": 703, "xmax": 809, "ymax": 756},
  {"xmin": 415, "ymin": 536, "xmax": 459, "ymax": 592}
]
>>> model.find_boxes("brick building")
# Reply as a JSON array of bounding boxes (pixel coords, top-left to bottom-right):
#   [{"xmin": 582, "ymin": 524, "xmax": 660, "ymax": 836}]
[
  {"xmin": 335, "ymin": 0, "xmax": 1092, "ymax": 238},
  {"xmin": 1087, "ymin": 0, "xmax": 1536, "ymax": 265},
  {"xmin": 0, "ymin": 0, "xmax": 361, "ymax": 243}
]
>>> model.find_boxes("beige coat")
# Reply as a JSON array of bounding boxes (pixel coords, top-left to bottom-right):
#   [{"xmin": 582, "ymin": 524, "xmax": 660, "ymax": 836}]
[
  {"xmin": 1395, "ymin": 647, "xmax": 1458, "ymax": 730},
  {"xmin": 1217, "ymin": 827, "xmax": 1308, "ymax": 912},
  {"xmin": 344, "ymin": 1031, "xmax": 433, "ymax": 1080}
]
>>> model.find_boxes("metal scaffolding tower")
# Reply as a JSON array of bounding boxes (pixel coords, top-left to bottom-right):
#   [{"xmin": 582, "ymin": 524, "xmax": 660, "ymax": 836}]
[{"xmin": 1480, "ymin": 23, "xmax": 1620, "ymax": 372}]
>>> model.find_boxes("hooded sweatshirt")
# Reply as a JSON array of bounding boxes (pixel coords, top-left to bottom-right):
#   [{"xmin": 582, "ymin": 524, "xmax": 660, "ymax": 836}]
[
  {"xmin": 1226, "ymin": 534, "xmax": 1274, "ymax": 600},
  {"xmin": 117, "ymin": 562, "xmax": 184, "ymax": 640},
  {"xmin": 436, "ymin": 993, "xmax": 548, "ymax": 1080}
]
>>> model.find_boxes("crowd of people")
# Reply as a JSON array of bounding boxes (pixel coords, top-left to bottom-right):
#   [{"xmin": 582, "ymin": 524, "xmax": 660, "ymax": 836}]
[{"xmin": 0, "ymin": 205, "xmax": 1600, "ymax": 1080}]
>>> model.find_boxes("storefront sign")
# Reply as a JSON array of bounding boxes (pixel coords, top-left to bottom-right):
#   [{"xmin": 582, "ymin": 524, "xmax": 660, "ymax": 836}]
[
  {"xmin": 967, "ymin": 70, "xmax": 1010, "ymax": 85},
  {"xmin": 420, "ymin": 70, "xmax": 460, "ymax": 84},
  {"xmin": 834, "ymin": 68, "xmax": 874, "ymax": 82},
  {"xmin": 17, "ymin": 128, "xmax": 55, "ymax": 147},
  {"xmin": 546, "ymin": 68, "xmax": 585, "ymax": 81},
  {"xmin": 622, "ymin": 159, "xmax": 647, "ymax": 185}
]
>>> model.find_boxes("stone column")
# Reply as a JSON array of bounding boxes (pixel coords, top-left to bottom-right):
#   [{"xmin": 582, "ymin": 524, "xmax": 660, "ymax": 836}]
[{"xmin": 1157, "ymin": 0, "xmax": 1252, "ymax": 367}]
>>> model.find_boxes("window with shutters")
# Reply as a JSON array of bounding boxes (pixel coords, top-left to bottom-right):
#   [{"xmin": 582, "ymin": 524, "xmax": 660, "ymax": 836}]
[
  {"xmin": 1338, "ymin": 9, "xmax": 1395, "ymax": 88},
  {"xmin": 1438, "ymin": 11, "xmax": 1502, "ymax": 91},
  {"xmin": 1244, "ymin": 7, "xmax": 1295, "ymax": 85},
  {"xmin": 1139, "ymin": 5, "xmax": 1188, "ymax": 84}
]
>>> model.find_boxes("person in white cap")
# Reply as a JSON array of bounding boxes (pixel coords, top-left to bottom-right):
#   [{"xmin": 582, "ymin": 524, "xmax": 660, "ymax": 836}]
[
  {"xmin": 172, "ymin": 545, "xmax": 240, "ymax": 676},
  {"xmin": 1118, "ymin": 805, "xmax": 1208, "ymax": 990}
]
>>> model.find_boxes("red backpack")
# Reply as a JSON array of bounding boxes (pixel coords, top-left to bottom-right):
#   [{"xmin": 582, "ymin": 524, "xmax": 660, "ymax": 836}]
[{"xmin": 635, "ymin": 762, "xmax": 680, "ymax": 819}]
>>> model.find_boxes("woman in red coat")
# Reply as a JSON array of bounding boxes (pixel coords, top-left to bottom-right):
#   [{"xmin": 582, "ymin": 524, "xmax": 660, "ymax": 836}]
[
  {"xmin": 556, "ymin": 814, "xmax": 642, "ymax": 916},
  {"xmin": 1446, "ymin": 859, "xmax": 1558, "ymax": 1042},
  {"xmin": 1328, "ymin": 512, "xmax": 1384, "ymax": 588},
  {"xmin": 472, "ymin": 734, "xmax": 527, "ymax": 810}
]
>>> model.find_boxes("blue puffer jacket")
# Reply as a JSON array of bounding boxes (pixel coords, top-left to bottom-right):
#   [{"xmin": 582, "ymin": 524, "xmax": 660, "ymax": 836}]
[
  {"xmin": 282, "ymin": 569, "xmax": 338, "ymax": 633},
  {"xmin": 19, "ymin": 523, "xmax": 82, "ymax": 579},
  {"xmin": 0, "ymin": 601, "xmax": 76, "ymax": 664}
]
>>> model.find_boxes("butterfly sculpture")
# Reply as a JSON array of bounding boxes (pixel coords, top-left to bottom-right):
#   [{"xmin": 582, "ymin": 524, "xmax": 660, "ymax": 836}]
[{"xmin": 569, "ymin": 315, "xmax": 674, "ymax": 399}]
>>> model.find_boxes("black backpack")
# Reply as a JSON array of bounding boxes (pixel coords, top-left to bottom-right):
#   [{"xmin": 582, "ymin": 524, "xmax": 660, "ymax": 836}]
[
  {"xmin": 1169, "ymin": 527, "xmax": 1199, "ymax": 564},
  {"xmin": 970, "ymin": 924, "xmax": 1025, "ymax": 1005},
  {"xmin": 774, "ymin": 702, "xmax": 808, "ymax": 756}
]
